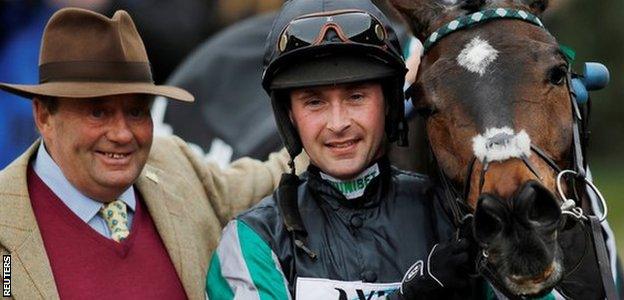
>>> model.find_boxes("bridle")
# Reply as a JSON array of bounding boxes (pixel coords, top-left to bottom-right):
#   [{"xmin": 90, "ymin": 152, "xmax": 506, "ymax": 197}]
[{"xmin": 408, "ymin": 7, "xmax": 614, "ymax": 299}]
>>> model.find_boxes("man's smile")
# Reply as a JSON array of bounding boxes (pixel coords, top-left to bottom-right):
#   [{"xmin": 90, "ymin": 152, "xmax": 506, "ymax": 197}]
[
  {"xmin": 325, "ymin": 138, "xmax": 361, "ymax": 148},
  {"xmin": 324, "ymin": 138, "xmax": 361, "ymax": 155},
  {"xmin": 95, "ymin": 150, "xmax": 134, "ymax": 166}
]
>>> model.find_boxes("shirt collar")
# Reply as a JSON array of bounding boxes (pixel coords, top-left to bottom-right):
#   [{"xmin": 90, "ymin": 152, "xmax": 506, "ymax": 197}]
[
  {"xmin": 32, "ymin": 142, "xmax": 136, "ymax": 223},
  {"xmin": 320, "ymin": 163, "xmax": 381, "ymax": 200}
]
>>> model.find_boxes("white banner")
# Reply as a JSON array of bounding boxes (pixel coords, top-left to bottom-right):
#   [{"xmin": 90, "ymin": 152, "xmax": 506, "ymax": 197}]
[{"xmin": 295, "ymin": 277, "xmax": 400, "ymax": 300}]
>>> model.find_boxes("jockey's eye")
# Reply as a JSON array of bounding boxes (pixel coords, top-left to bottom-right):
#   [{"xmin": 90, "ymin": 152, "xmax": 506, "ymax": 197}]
[{"xmin": 548, "ymin": 65, "xmax": 567, "ymax": 86}]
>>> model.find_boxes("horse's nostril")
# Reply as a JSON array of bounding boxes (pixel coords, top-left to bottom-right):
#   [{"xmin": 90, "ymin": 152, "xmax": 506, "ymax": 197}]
[
  {"xmin": 474, "ymin": 194, "xmax": 508, "ymax": 245},
  {"xmin": 514, "ymin": 181, "xmax": 561, "ymax": 228}
]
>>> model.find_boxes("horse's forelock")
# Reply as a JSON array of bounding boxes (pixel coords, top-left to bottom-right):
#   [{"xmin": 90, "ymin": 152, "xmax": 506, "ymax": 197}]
[
  {"xmin": 481, "ymin": 0, "xmax": 549, "ymax": 15},
  {"xmin": 388, "ymin": 0, "xmax": 475, "ymax": 40}
]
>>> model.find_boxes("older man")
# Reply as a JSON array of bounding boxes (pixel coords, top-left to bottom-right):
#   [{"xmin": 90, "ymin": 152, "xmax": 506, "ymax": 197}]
[{"xmin": 0, "ymin": 8, "xmax": 302, "ymax": 299}]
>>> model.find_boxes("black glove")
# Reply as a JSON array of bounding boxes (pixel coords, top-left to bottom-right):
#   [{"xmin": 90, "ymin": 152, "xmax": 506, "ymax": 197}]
[{"xmin": 392, "ymin": 239, "xmax": 472, "ymax": 299}]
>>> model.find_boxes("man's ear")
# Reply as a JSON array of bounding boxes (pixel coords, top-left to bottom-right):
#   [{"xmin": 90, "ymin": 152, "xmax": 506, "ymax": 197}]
[
  {"xmin": 385, "ymin": 97, "xmax": 390, "ymax": 115},
  {"xmin": 32, "ymin": 97, "xmax": 51, "ymax": 135},
  {"xmin": 288, "ymin": 109, "xmax": 297, "ymax": 129}
]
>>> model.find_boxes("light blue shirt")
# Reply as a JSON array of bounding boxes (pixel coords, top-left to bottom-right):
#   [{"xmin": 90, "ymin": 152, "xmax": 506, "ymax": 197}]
[{"xmin": 33, "ymin": 143, "xmax": 136, "ymax": 239}]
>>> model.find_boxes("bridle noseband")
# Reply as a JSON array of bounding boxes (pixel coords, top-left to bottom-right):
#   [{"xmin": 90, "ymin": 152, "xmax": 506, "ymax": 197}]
[{"xmin": 410, "ymin": 7, "xmax": 613, "ymax": 299}]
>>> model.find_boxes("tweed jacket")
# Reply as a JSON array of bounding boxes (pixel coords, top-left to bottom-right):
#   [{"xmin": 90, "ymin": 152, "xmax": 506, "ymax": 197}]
[{"xmin": 0, "ymin": 135, "xmax": 301, "ymax": 299}]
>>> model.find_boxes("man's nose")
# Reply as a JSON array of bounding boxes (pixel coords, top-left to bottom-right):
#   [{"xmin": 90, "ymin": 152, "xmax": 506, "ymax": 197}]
[
  {"xmin": 326, "ymin": 104, "xmax": 351, "ymax": 133},
  {"xmin": 107, "ymin": 112, "xmax": 133, "ymax": 143}
]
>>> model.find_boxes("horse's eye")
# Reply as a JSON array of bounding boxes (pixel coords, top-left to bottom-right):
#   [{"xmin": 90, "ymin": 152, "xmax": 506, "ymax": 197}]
[
  {"xmin": 548, "ymin": 66, "xmax": 567, "ymax": 86},
  {"xmin": 416, "ymin": 106, "xmax": 437, "ymax": 118},
  {"xmin": 408, "ymin": 83, "xmax": 438, "ymax": 118}
]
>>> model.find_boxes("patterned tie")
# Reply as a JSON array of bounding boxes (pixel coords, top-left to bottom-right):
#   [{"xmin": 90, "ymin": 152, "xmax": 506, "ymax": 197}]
[{"xmin": 100, "ymin": 200, "xmax": 130, "ymax": 242}]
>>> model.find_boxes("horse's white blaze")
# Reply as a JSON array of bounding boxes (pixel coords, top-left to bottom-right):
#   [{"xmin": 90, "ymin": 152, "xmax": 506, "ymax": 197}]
[
  {"xmin": 457, "ymin": 36, "xmax": 499, "ymax": 76},
  {"xmin": 472, "ymin": 127, "xmax": 532, "ymax": 163}
]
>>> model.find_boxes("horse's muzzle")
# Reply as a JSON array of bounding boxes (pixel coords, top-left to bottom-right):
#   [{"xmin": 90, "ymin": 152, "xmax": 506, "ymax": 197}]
[
  {"xmin": 473, "ymin": 181, "xmax": 565, "ymax": 295},
  {"xmin": 473, "ymin": 180, "xmax": 562, "ymax": 245}
]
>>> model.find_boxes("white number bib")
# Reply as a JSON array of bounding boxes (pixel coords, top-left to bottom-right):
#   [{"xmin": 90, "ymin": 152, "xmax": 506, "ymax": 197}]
[{"xmin": 295, "ymin": 277, "xmax": 400, "ymax": 300}]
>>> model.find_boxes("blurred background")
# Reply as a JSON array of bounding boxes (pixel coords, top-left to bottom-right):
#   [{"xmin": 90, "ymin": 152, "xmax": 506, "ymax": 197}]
[
  {"xmin": 545, "ymin": 0, "xmax": 624, "ymax": 256},
  {"xmin": 0, "ymin": 0, "xmax": 622, "ymax": 251}
]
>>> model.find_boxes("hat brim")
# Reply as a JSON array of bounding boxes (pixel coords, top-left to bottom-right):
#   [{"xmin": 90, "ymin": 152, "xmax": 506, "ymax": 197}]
[
  {"xmin": 270, "ymin": 53, "xmax": 399, "ymax": 90},
  {"xmin": 0, "ymin": 81, "xmax": 194, "ymax": 102}
]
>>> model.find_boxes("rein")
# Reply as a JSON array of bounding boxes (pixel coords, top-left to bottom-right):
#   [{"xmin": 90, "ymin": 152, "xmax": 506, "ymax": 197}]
[{"xmin": 413, "ymin": 8, "xmax": 614, "ymax": 299}]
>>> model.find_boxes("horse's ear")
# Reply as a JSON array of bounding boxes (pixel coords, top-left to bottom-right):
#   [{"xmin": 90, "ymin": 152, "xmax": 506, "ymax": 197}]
[
  {"xmin": 388, "ymin": 0, "xmax": 485, "ymax": 40},
  {"xmin": 494, "ymin": 0, "xmax": 548, "ymax": 15},
  {"xmin": 461, "ymin": 0, "xmax": 486, "ymax": 12},
  {"xmin": 523, "ymin": 0, "xmax": 549, "ymax": 15}
]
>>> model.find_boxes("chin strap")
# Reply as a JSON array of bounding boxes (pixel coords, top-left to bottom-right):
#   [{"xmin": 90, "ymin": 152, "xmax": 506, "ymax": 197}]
[
  {"xmin": 275, "ymin": 168, "xmax": 317, "ymax": 288},
  {"xmin": 276, "ymin": 171, "xmax": 317, "ymax": 259}
]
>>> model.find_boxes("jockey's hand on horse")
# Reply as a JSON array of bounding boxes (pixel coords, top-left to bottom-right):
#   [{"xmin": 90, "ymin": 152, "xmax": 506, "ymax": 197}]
[{"xmin": 389, "ymin": 239, "xmax": 472, "ymax": 299}]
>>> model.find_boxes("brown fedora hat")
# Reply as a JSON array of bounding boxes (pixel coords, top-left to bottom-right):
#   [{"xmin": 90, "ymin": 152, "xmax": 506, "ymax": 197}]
[{"xmin": 0, "ymin": 8, "xmax": 194, "ymax": 102}]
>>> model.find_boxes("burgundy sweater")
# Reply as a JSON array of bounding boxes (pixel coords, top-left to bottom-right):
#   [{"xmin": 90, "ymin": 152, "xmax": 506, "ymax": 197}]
[{"xmin": 28, "ymin": 167, "xmax": 187, "ymax": 299}]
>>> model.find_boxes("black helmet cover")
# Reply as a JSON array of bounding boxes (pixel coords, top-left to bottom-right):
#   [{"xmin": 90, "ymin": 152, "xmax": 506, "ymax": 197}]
[{"xmin": 263, "ymin": 0, "xmax": 408, "ymax": 158}]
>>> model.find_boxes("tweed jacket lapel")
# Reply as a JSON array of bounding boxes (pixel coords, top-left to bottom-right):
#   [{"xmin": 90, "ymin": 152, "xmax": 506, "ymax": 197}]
[
  {"xmin": 136, "ymin": 163, "xmax": 204, "ymax": 299},
  {"xmin": 0, "ymin": 140, "xmax": 60, "ymax": 299}
]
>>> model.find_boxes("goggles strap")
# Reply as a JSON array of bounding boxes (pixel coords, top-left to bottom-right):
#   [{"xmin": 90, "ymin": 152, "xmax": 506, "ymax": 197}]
[{"xmin": 313, "ymin": 23, "xmax": 352, "ymax": 45}]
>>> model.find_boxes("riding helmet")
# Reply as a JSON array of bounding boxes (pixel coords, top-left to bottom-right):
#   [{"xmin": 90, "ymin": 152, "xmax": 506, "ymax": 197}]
[{"xmin": 262, "ymin": 0, "xmax": 409, "ymax": 158}]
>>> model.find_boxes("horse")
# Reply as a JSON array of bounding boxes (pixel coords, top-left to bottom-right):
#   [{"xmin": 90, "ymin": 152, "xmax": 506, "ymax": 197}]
[{"xmin": 388, "ymin": 0, "xmax": 618, "ymax": 298}]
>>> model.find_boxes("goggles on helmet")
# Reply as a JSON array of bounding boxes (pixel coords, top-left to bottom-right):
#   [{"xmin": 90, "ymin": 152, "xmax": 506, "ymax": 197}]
[{"xmin": 277, "ymin": 10, "xmax": 388, "ymax": 54}]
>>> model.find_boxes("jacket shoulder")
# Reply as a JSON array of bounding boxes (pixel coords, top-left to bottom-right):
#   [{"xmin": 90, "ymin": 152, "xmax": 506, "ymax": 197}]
[
  {"xmin": 390, "ymin": 166, "xmax": 431, "ymax": 182},
  {"xmin": 145, "ymin": 135, "xmax": 209, "ymax": 176},
  {"xmin": 0, "ymin": 141, "xmax": 38, "ymax": 195},
  {"xmin": 147, "ymin": 135, "xmax": 190, "ymax": 164},
  {"xmin": 390, "ymin": 166, "xmax": 434, "ymax": 195},
  {"xmin": 236, "ymin": 195, "xmax": 283, "ymax": 240}
]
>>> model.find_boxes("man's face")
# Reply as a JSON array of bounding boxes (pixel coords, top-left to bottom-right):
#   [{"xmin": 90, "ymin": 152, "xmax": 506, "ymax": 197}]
[
  {"xmin": 34, "ymin": 94, "xmax": 153, "ymax": 202},
  {"xmin": 290, "ymin": 82, "xmax": 386, "ymax": 180}
]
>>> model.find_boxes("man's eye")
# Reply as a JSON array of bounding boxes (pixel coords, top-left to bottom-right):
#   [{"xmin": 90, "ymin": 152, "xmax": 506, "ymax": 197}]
[
  {"xmin": 129, "ymin": 108, "xmax": 144, "ymax": 118},
  {"xmin": 91, "ymin": 109, "xmax": 104, "ymax": 118},
  {"xmin": 305, "ymin": 99, "xmax": 323, "ymax": 107},
  {"xmin": 349, "ymin": 94, "xmax": 364, "ymax": 101}
]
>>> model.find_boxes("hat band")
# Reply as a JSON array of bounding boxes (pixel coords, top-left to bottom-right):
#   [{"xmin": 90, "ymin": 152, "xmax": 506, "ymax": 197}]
[{"xmin": 39, "ymin": 61, "xmax": 153, "ymax": 83}]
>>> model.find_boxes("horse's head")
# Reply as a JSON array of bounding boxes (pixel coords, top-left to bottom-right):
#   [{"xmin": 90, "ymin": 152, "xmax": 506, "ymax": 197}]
[{"xmin": 391, "ymin": 0, "xmax": 575, "ymax": 296}]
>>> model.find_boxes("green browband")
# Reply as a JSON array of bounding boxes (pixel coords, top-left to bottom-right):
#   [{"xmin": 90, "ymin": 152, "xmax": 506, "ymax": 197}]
[{"xmin": 423, "ymin": 8, "xmax": 544, "ymax": 53}]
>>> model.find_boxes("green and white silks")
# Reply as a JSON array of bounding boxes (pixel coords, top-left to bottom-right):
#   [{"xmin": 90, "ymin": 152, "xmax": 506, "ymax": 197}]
[
  {"xmin": 206, "ymin": 219, "xmax": 401, "ymax": 300},
  {"xmin": 206, "ymin": 220, "xmax": 291, "ymax": 300}
]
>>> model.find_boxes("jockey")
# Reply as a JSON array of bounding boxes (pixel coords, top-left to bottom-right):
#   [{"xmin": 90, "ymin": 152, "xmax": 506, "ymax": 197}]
[{"xmin": 205, "ymin": 0, "xmax": 481, "ymax": 299}]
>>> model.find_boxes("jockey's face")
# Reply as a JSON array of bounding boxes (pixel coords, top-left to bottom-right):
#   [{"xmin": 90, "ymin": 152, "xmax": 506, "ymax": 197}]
[{"xmin": 290, "ymin": 81, "xmax": 385, "ymax": 180}]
